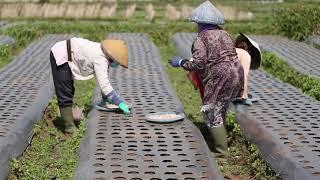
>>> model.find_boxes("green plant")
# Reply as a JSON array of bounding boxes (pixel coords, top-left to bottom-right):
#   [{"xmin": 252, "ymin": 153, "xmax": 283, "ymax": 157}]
[
  {"xmin": 0, "ymin": 45, "xmax": 11, "ymax": 68},
  {"xmin": 225, "ymin": 112, "xmax": 241, "ymax": 136},
  {"xmin": 4, "ymin": 20, "xmax": 278, "ymax": 179},
  {"xmin": 9, "ymin": 80, "xmax": 94, "ymax": 179},
  {"xmin": 274, "ymin": 6, "xmax": 320, "ymax": 41},
  {"xmin": 262, "ymin": 52, "xmax": 320, "ymax": 100},
  {"xmin": 247, "ymin": 144, "xmax": 279, "ymax": 180},
  {"xmin": 225, "ymin": 113, "xmax": 279, "ymax": 179}
]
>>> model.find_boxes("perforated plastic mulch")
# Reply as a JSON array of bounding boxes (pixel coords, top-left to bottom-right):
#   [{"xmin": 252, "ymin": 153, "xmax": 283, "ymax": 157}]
[
  {"xmin": 0, "ymin": 21, "xmax": 13, "ymax": 46},
  {"xmin": 0, "ymin": 35, "xmax": 14, "ymax": 46},
  {"xmin": 0, "ymin": 35, "xmax": 73, "ymax": 178},
  {"xmin": 0, "ymin": 21, "xmax": 7, "ymax": 28},
  {"xmin": 173, "ymin": 33, "xmax": 320, "ymax": 180},
  {"xmin": 308, "ymin": 36, "xmax": 320, "ymax": 47},
  {"xmin": 250, "ymin": 35, "xmax": 320, "ymax": 78},
  {"xmin": 75, "ymin": 33, "xmax": 223, "ymax": 180}
]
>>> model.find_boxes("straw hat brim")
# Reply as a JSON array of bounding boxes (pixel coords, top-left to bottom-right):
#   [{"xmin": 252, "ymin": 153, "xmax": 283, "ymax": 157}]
[
  {"xmin": 101, "ymin": 39, "xmax": 128, "ymax": 68},
  {"xmin": 235, "ymin": 33, "xmax": 262, "ymax": 70}
]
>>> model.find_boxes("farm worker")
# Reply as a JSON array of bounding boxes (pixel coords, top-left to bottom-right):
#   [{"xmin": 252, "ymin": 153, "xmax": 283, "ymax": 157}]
[
  {"xmin": 50, "ymin": 37, "xmax": 131, "ymax": 135},
  {"xmin": 188, "ymin": 33, "xmax": 262, "ymax": 106},
  {"xmin": 234, "ymin": 33, "xmax": 262, "ymax": 105},
  {"xmin": 169, "ymin": 1, "xmax": 244, "ymax": 159}
]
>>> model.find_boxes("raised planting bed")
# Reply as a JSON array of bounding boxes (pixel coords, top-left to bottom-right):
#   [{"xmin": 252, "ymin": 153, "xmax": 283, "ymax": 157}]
[
  {"xmin": 0, "ymin": 34, "xmax": 74, "ymax": 179},
  {"xmin": 74, "ymin": 33, "xmax": 223, "ymax": 180},
  {"xmin": 173, "ymin": 32, "xmax": 320, "ymax": 180},
  {"xmin": 250, "ymin": 35, "xmax": 320, "ymax": 78}
]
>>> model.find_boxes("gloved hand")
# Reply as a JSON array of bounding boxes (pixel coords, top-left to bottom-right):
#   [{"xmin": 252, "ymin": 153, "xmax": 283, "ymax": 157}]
[
  {"xmin": 168, "ymin": 56, "xmax": 184, "ymax": 67},
  {"xmin": 102, "ymin": 90, "xmax": 123, "ymax": 105},
  {"xmin": 118, "ymin": 102, "xmax": 130, "ymax": 114}
]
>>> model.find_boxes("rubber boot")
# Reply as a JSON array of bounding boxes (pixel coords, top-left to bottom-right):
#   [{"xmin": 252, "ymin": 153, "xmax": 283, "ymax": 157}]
[
  {"xmin": 60, "ymin": 106, "xmax": 77, "ymax": 135},
  {"xmin": 210, "ymin": 126, "xmax": 229, "ymax": 159}
]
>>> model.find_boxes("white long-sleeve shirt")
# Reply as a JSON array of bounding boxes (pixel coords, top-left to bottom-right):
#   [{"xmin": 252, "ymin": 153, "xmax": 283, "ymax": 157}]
[{"xmin": 51, "ymin": 37, "xmax": 114, "ymax": 96}]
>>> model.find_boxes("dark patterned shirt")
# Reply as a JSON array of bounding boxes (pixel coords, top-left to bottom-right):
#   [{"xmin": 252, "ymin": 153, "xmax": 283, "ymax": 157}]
[{"xmin": 182, "ymin": 27, "xmax": 244, "ymax": 127}]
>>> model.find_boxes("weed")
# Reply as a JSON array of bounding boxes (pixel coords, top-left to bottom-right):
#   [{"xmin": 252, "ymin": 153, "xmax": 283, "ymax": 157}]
[{"xmin": 2, "ymin": 20, "xmax": 278, "ymax": 179}]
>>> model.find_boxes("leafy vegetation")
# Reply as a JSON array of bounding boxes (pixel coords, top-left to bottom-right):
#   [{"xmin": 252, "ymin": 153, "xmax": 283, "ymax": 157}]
[
  {"xmin": 225, "ymin": 114, "xmax": 279, "ymax": 180},
  {"xmin": 10, "ymin": 103, "xmax": 83, "ymax": 179},
  {"xmin": 0, "ymin": 19, "xmax": 275, "ymax": 70},
  {"xmin": 0, "ymin": 45, "xmax": 11, "ymax": 68},
  {"xmin": 2, "ymin": 21, "xmax": 193, "ymax": 179},
  {"xmin": 274, "ymin": 5, "xmax": 320, "ymax": 41},
  {"xmin": 262, "ymin": 52, "xmax": 320, "ymax": 100},
  {"xmin": 9, "ymin": 79, "xmax": 95, "ymax": 179},
  {"xmin": 2, "ymin": 1, "xmax": 312, "ymax": 177},
  {"xmin": 0, "ymin": 24, "xmax": 39, "ymax": 69},
  {"xmin": 1, "ymin": 20, "xmax": 279, "ymax": 179}
]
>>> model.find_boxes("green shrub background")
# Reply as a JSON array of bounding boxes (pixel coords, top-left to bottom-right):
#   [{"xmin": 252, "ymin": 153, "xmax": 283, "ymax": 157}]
[
  {"xmin": 262, "ymin": 52, "xmax": 320, "ymax": 101},
  {"xmin": 275, "ymin": 5, "xmax": 320, "ymax": 41}
]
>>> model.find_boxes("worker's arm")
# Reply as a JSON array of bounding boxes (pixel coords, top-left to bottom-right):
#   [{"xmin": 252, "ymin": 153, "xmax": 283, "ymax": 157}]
[
  {"xmin": 181, "ymin": 36, "xmax": 207, "ymax": 71},
  {"xmin": 168, "ymin": 37, "xmax": 207, "ymax": 70},
  {"xmin": 93, "ymin": 56, "xmax": 130, "ymax": 114}
]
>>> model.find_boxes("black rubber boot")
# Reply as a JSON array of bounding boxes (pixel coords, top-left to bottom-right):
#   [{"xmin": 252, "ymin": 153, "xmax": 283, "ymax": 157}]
[
  {"xmin": 210, "ymin": 126, "xmax": 229, "ymax": 159},
  {"xmin": 60, "ymin": 106, "xmax": 77, "ymax": 135}
]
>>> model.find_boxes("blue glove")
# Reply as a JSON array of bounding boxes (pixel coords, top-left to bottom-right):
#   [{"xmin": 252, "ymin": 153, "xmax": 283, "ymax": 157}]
[
  {"xmin": 168, "ymin": 56, "xmax": 184, "ymax": 67},
  {"xmin": 118, "ymin": 102, "xmax": 130, "ymax": 114}
]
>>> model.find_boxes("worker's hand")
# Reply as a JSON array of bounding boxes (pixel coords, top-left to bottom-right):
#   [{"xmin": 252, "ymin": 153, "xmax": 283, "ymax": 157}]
[
  {"xmin": 168, "ymin": 56, "xmax": 185, "ymax": 67},
  {"xmin": 72, "ymin": 106, "xmax": 84, "ymax": 122},
  {"xmin": 118, "ymin": 102, "xmax": 130, "ymax": 114}
]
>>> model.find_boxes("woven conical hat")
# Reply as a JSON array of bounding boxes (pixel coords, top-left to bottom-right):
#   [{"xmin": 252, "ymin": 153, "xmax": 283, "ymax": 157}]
[
  {"xmin": 235, "ymin": 33, "xmax": 262, "ymax": 70},
  {"xmin": 188, "ymin": 0, "xmax": 225, "ymax": 25},
  {"xmin": 101, "ymin": 39, "xmax": 128, "ymax": 68}
]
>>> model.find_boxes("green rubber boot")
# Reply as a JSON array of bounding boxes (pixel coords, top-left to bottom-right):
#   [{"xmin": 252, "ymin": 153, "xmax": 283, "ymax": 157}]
[
  {"xmin": 210, "ymin": 126, "xmax": 229, "ymax": 159},
  {"xmin": 60, "ymin": 106, "xmax": 77, "ymax": 135}
]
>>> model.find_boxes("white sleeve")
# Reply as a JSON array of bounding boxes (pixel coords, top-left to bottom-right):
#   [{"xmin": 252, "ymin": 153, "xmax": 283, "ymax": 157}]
[{"xmin": 93, "ymin": 57, "xmax": 114, "ymax": 96}]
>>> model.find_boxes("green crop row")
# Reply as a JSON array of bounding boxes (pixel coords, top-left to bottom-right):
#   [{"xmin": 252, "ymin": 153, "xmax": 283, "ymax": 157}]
[
  {"xmin": 262, "ymin": 52, "xmax": 320, "ymax": 101},
  {"xmin": 2, "ymin": 21, "xmax": 195, "ymax": 179},
  {"xmin": 274, "ymin": 5, "xmax": 320, "ymax": 41},
  {"xmin": 2, "ymin": 20, "xmax": 277, "ymax": 179}
]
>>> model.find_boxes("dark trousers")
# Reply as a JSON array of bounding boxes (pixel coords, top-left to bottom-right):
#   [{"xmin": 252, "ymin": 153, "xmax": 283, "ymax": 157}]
[{"xmin": 50, "ymin": 51, "xmax": 74, "ymax": 107}]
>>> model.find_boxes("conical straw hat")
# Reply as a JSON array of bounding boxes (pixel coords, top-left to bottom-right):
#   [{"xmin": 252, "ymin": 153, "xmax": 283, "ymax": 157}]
[
  {"xmin": 188, "ymin": 0, "xmax": 225, "ymax": 25},
  {"xmin": 101, "ymin": 39, "xmax": 128, "ymax": 68},
  {"xmin": 235, "ymin": 33, "xmax": 262, "ymax": 70}
]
